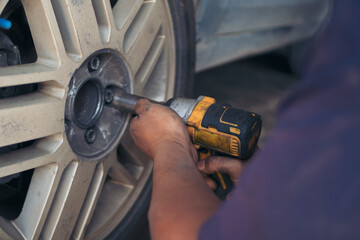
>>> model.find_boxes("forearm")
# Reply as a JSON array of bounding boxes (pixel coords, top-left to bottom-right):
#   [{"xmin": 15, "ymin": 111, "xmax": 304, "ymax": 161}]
[{"xmin": 149, "ymin": 144, "xmax": 221, "ymax": 240}]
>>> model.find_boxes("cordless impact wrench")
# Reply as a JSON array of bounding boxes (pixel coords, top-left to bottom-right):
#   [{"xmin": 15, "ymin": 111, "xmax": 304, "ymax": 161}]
[{"xmin": 107, "ymin": 88, "xmax": 262, "ymax": 199}]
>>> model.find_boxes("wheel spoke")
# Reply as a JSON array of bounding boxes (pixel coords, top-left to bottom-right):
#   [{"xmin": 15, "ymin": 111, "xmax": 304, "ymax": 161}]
[
  {"xmin": 0, "ymin": 144, "xmax": 75, "ymax": 239},
  {"xmin": 0, "ymin": 63, "xmax": 60, "ymax": 88},
  {"xmin": 22, "ymin": 0, "xmax": 65, "ymax": 63},
  {"xmin": 119, "ymin": 128, "xmax": 150, "ymax": 170},
  {"xmin": 112, "ymin": 0, "xmax": 143, "ymax": 32},
  {"xmin": 50, "ymin": 0, "xmax": 103, "ymax": 60},
  {"xmin": 0, "ymin": 217, "xmax": 25, "ymax": 240},
  {"xmin": 84, "ymin": 175, "xmax": 136, "ymax": 239},
  {"xmin": 0, "ymin": 93, "xmax": 64, "ymax": 148},
  {"xmin": 0, "ymin": 135, "xmax": 63, "ymax": 178},
  {"xmin": 71, "ymin": 151, "xmax": 119, "ymax": 239},
  {"xmin": 13, "ymin": 162, "xmax": 63, "ymax": 240},
  {"xmin": 134, "ymin": 34, "xmax": 166, "ymax": 95},
  {"xmin": 141, "ymin": 48, "xmax": 171, "ymax": 101},
  {"xmin": 92, "ymin": 0, "xmax": 117, "ymax": 44},
  {"xmin": 0, "ymin": 1, "xmax": 8, "ymax": 14},
  {"xmin": 84, "ymin": 145, "xmax": 153, "ymax": 239},
  {"xmin": 125, "ymin": 2, "xmax": 163, "ymax": 73},
  {"xmin": 40, "ymin": 159, "xmax": 98, "ymax": 239},
  {"xmin": 80, "ymin": 149, "xmax": 143, "ymax": 239},
  {"xmin": 109, "ymin": 160, "xmax": 137, "ymax": 187},
  {"xmin": 68, "ymin": 162, "xmax": 106, "ymax": 240}
]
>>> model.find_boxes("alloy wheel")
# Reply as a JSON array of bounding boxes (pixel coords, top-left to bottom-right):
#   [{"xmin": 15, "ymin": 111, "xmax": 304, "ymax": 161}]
[{"xmin": 0, "ymin": 0, "xmax": 176, "ymax": 239}]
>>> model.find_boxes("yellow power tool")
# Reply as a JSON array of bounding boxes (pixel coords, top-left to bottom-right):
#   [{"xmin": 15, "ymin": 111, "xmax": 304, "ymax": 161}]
[{"xmin": 109, "ymin": 89, "xmax": 262, "ymax": 198}]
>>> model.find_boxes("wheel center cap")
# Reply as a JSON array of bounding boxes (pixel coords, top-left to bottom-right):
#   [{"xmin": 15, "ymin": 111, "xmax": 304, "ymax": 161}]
[{"xmin": 65, "ymin": 49, "xmax": 132, "ymax": 160}]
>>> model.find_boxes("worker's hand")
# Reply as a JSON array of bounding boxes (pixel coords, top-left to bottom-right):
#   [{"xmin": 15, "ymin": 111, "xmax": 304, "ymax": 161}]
[
  {"xmin": 197, "ymin": 156, "xmax": 244, "ymax": 189},
  {"xmin": 130, "ymin": 99, "xmax": 198, "ymax": 162}
]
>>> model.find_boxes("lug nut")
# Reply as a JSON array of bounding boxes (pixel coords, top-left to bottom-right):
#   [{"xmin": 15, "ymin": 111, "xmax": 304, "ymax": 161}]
[
  {"xmin": 85, "ymin": 128, "xmax": 96, "ymax": 144},
  {"xmin": 104, "ymin": 88, "xmax": 114, "ymax": 104},
  {"xmin": 88, "ymin": 56, "xmax": 100, "ymax": 72}
]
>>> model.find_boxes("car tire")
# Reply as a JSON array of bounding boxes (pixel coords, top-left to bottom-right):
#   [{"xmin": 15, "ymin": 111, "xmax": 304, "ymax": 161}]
[{"xmin": 0, "ymin": 0, "xmax": 195, "ymax": 239}]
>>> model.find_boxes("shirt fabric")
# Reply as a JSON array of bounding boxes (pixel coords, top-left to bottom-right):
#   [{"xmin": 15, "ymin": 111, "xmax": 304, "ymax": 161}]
[{"xmin": 200, "ymin": 1, "xmax": 360, "ymax": 239}]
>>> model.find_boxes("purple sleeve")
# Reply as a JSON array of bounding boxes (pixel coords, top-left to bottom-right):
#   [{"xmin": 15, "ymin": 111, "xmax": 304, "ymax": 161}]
[{"xmin": 200, "ymin": 1, "xmax": 360, "ymax": 239}]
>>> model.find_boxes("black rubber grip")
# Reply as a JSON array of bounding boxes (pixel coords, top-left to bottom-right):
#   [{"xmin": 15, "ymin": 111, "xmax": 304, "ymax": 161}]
[
  {"xmin": 201, "ymin": 103, "xmax": 262, "ymax": 160},
  {"xmin": 211, "ymin": 172, "xmax": 234, "ymax": 200}
]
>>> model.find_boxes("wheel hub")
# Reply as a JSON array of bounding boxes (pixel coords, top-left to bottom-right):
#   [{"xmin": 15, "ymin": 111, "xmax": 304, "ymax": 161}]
[{"xmin": 65, "ymin": 49, "xmax": 132, "ymax": 160}]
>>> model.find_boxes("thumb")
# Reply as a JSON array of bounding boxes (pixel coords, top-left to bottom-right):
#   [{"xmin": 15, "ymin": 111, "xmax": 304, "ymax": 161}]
[
  {"xmin": 134, "ymin": 99, "xmax": 152, "ymax": 115},
  {"xmin": 197, "ymin": 156, "xmax": 243, "ymax": 182}
]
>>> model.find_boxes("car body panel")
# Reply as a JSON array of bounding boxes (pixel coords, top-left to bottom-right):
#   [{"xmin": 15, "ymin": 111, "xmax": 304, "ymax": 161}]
[{"xmin": 193, "ymin": 0, "xmax": 330, "ymax": 71}]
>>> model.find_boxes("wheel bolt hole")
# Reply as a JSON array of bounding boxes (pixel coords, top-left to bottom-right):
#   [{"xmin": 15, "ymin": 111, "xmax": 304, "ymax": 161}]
[
  {"xmin": 85, "ymin": 128, "xmax": 96, "ymax": 144},
  {"xmin": 104, "ymin": 88, "xmax": 114, "ymax": 104},
  {"xmin": 88, "ymin": 56, "xmax": 100, "ymax": 72}
]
